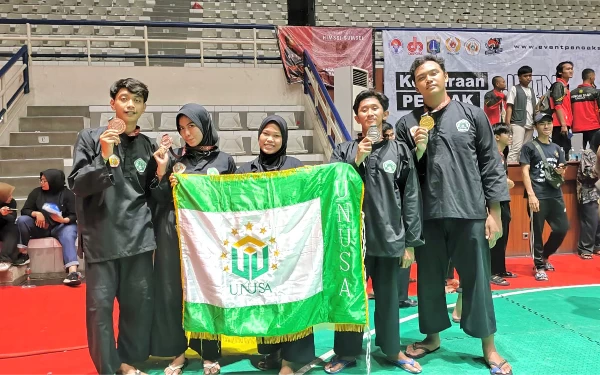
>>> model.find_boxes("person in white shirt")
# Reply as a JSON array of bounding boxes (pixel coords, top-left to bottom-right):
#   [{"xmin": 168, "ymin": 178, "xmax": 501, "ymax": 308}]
[{"xmin": 505, "ymin": 66, "xmax": 537, "ymax": 164}]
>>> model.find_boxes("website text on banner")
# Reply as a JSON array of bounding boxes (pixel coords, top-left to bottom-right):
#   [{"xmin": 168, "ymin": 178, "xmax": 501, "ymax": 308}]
[
  {"xmin": 383, "ymin": 30, "xmax": 600, "ymax": 124},
  {"xmin": 276, "ymin": 26, "xmax": 373, "ymax": 87},
  {"xmin": 173, "ymin": 163, "xmax": 368, "ymax": 342}
]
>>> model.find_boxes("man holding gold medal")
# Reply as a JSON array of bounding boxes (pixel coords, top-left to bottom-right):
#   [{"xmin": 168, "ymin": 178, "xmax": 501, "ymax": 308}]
[{"xmin": 396, "ymin": 56, "xmax": 513, "ymax": 375}]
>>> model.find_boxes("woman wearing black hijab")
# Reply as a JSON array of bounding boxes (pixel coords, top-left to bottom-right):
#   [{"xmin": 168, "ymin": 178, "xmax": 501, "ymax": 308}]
[
  {"xmin": 237, "ymin": 115, "xmax": 303, "ymax": 173},
  {"xmin": 236, "ymin": 115, "xmax": 313, "ymax": 375},
  {"xmin": 150, "ymin": 103, "xmax": 236, "ymax": 375},
  {"xmin": 16, "ymin": 169, "xmax": 79, "ymax": 285}
]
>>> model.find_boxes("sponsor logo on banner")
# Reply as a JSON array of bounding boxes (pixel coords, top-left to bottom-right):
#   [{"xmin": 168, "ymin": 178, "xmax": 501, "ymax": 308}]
[
  {"xmin": 390, "ymin": 38, "xmax": 403, "ymax": 54},
  {"xmin": 394, "ymin": 71, "xmax": 488, "ymax": 110},
  {"xmin": 485, "ymin": 38, "xmax": 504, "ymax": 55},
  {"xmin": 427, "ymin": 37, "xmax": 441, "ymax": 54},
  {"xmin": 464, "ymin": 38, "xmax": 481, "ymax": 55},
  {"xmin": 407, "ymin": 37, "xmax": 424, "ymax": 55},
  {"xmin": 445, "ymin": 37, "xmax": 461, "ymax": 54}
]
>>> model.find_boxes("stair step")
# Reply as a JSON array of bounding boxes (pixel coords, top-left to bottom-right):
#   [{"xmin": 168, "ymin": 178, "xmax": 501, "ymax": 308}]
[
  {"xmin": 10, "ymin": 131, "xmax": 79, "ymax": 146},
  {"xmin": 0, "ymin": 158, "xmax": 65, "ymax": 177},
  {"xmin": 0, "ymin": 145, "xmax": 72, "ymax": 159},
  {"xmin": 0, "ymin": 264, "xmax": 27, "ymax": 286},
  {"xmin": 0, "ymin": 175, "xmax": 44, "ymax": 197},
  {"xmin": 19, "ymin": 116, "xmax": 86, "ymax": 132},
  {"xmin": 27, "ymin": 106, "xmax": 89, "ymax": 117}
]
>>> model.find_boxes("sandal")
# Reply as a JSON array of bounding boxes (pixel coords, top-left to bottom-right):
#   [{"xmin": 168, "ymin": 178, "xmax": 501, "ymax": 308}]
[
  {"xmin": 534, "ymin": 269, "xmax": 548, "ymax": 281},
  {"xmin": 165, "ymin": 358, "xmax": 188, "ymax": 375},
  {"xmin": 203, "ymin": 361, "xmax": 220, "ymax": 375},
  {"xmin": 490, "ymin": 275, "xmax": 510, "ymax": 286},
  {"xmin": 323, "ymin": 356, "xmax": 357, "ymax": 374},
  {"xmin": 544, "ymin": 261, "xmax": 555, "ymax": 271},
  {"xmin": 498, "ymin": 271, "xmax": 517, "ymax": 278},
  {"xmin": 488, "ymin": 360, "xmax": 513, "ymax": 375},
  {"xmin": 593, "ymin": 249, "xmax": 600, "ymax": 255},
  {"xmin": 579, "ymin": 253, "xmax": 593, "ymax": 260},
  {"xmin": 258, "ymin": 352, "xmax": 281, "ymax": 371},
  {"xmin": 386, "ymin": 358, "xmax": 422, "ymax": 374},
  {"xmin": 405, "ymin": 342, "xmax": 440, "ymax": 359}
]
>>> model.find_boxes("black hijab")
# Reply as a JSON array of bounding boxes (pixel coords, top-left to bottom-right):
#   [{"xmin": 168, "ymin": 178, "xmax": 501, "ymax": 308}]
[
  {"xmin": 176, "ymin": 103, "xmax": 219, "ymax": 151},
  {"xmin": 41, "ymin": 169, "xmax": 66, "ymax": 196},
  {"xmin": 257, "ymin": 115, "xmax": 289, "ymax": 171}
]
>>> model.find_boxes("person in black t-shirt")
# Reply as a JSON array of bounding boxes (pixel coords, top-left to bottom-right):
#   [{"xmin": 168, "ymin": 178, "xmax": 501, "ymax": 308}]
[{"xmin": 520, "ymin": 113, "xmax": 569, "ymax": 282}]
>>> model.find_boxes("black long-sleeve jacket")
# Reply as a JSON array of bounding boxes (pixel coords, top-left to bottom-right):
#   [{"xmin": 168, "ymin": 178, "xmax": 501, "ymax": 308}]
[
  {"xmin": 330, "ymin": 139, "xmax": 424, "ymax": 258},
  {"xmin": 396, "ymin": 100, "xmax": 510, "ymax": 221},
  {"xmin": 68, "ymin": 126, "xmax": 157, "ymax": 263}
]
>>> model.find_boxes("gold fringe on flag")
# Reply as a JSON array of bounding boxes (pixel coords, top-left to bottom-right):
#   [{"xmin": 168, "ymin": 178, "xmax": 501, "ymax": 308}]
[
  {"xmin": 255, "ymin": 327, "xmax": 314, "ymax": 344},
  {"xmin": 334, "ymin": 324, "xmax": 365, "ymax": 333},
  {"xmin": 186, "ymin": 328, "xmax": 315, "ymax": 345},
  {"xmin": 186, "ymin": 332, "xmax": 257, "ymax": 345}
]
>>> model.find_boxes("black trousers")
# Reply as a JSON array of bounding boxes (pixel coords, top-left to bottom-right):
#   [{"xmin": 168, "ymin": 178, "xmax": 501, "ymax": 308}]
[
  {"xmin": 529, "ymin": 197, "xmax": 569, "ymax": 269},
  {"xmin": 257, "ymin": 333, "xmax": 315, "ymax": 363},
  {"xmin": 581, "ymin": 129, "xmax": 599, "ymax": 150},
  {"xmin": 150, "ymin": 210, "xmax": 188, "ymax": 357},
  {"xmin": 552, "ymin": 126, "xmax": 572, "ymax": 160},
  {"xmin": 0, "ymin": 221, "xmax": 19, "ymax": 263},
  {"xmin": 86, "ymin": 251, "xmax": 154, "ymax": 374},
  {"xmin": 491, "ymin": 202, "xmax": 512, "ymax": 275},
  {"xmin": 415, "ymin": 219, "xmax": 496, "ymax": 339},
  {"xmin": 332, "ymin": 255, "xmax": 401, "ymax": 357},
  {"xmin": 397, "ymin": 265, "xmax": 411, "ymax": 301},
  {"xmin": 188, "ymin": 339, "xmax": 221, "ymax": 362},
  {"xmin": 577, "ymin": 200, "xmax": 600, "ymax": 255}
]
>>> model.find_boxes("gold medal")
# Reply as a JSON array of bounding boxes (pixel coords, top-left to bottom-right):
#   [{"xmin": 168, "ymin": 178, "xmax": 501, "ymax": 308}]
[
  {"xmin": 172, "ymin": 162, "xmax": 186, "ymax": 174},
  {"xmin": 108, "ymin": 154, "xmax": 120, "ymax": 168},
  {"xmin": 419, "ymin": 115, "xmax": 435, "ymax": 131}
]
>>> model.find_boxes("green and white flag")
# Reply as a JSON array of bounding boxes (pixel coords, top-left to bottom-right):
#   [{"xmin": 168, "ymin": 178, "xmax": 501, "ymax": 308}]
[{"xmin": 173, "ymin": 163, "xmax": 367, "ymax": 341}]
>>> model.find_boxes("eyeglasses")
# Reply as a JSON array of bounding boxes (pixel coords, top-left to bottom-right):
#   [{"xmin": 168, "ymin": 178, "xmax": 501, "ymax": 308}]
[{"xmin": 40, "ymin": 179, "xmax": 48, "ymax": 183}]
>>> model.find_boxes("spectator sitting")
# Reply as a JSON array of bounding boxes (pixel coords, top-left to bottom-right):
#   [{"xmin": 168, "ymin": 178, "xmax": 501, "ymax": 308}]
[
  {"xmin": 16, "ymin": 169, "xmax": 81, "ymax": 286},
  {"xmin": 0, "ymin": 183, "xmax": 19, "ymax": 272}
]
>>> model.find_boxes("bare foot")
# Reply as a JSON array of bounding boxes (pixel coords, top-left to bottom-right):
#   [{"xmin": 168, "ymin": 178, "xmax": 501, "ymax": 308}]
[
  {"xmin": 165, "ymin": 354, "xmax": 186, "ymax": 375},
  {"xmin": 485, "ymin": 352, "xmax": 512, "ymax": 374},
  {"xmin": 324, "ymin": 356, "xmax": 356, "ymax": 373},
  {"xmin": 388, "ymin": 352, "xmax": 422, "ymax": 373},
  {"xmin": 280, "ymin": 359, "xmax": 294, "ymax": 375},
  {"xmin": 203, "ymin": 360, "xmax": 220, "ymax": 375}
]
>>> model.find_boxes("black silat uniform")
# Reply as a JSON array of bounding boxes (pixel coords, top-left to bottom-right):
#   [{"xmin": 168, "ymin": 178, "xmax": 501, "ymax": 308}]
[
  {"xmin": 396, "ymin": 100, "xmax": 509, "ymax": 339},
  {"xmin": 329, "ymin": 136, "xmax": 423, "ymax": 357},
  {"xmin": 69, "ymin": 126, "xmax": 157, "ymax": 374},
  {"xmin": 149, "ymin": 104, "xmax": 236, "ymax": 362},
  {"xmin": 236, "ymin": 115, "xmax": 314, "ymax": 366}
]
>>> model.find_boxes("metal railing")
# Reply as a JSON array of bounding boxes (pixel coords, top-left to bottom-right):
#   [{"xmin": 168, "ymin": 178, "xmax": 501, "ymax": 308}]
[
  {"xmin": 303, "ymin": 50, "xmax": 351, "ymax": 150},
  {"xmin": 0, "ymin": 19, "xmax": 280, "ymax": 67},
  {"xmin": 0, "ymin": 44, "xmax": 30, "ymax": 120}
]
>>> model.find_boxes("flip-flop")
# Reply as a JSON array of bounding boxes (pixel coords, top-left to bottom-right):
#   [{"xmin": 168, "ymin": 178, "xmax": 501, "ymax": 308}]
[
  {"xmin": 323, "ymin": 356, "xmax": 357, "ymax": 374},
  {"xmin": 488, "ymin": 360, "xmax": 513, "ymax": 375},
  {"xmin": 452, "ymin": 317, "xmax": 461, "ymax": 323},
  {"xmin": 165, "ymin": 358, "xmax": 188, "ymax": 375},
  {"xmin": 386, "ymin": 358, "xmax": 422, "ymax": 374},
  {"xmin": 405, "ymin": 342, "xmax": 440, "ymax": 359}
]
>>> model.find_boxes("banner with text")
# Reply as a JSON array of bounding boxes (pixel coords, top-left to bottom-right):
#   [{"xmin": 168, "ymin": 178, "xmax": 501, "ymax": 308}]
[
  {"xmin": 383, "ymin": 30, "xmax": 600, "ymax": 124},
  {"xmin": 277, "ymin": 26, "xmax": 373, "ymax": 87}
]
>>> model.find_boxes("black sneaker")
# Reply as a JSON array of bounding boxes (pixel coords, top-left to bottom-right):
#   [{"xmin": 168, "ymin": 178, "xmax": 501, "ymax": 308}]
[
  {"xmin": 63, "ymin": 272, "xmax": 82, "ymax": 286},
  {"xmin": 12, "ymin": 254, "xmax": 30, "ymax": 266}
]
